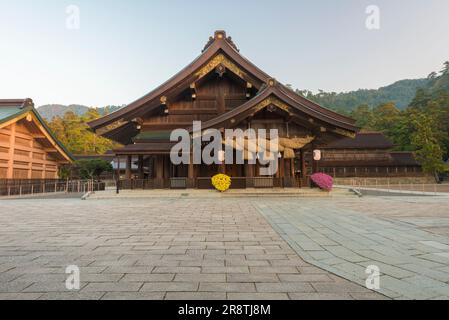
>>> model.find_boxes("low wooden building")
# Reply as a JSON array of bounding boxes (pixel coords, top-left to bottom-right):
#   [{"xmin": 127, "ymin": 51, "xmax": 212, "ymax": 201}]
[
  {"xmin": 0, "ymin": 99, "xmax": 73, "ymax": 179},
  {"xmin": 88, "ymin": 31, "xmax": 421, "ymax": 189},
  {"xmin": 315, "ymin": 132, "xmax": 422, "ymax": 178}
]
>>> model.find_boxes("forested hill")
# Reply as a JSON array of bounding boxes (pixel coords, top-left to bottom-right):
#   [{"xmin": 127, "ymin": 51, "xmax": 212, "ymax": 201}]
[
  {"xmin": 296, "ymin": 78, "xmax": 430, "ymax": 113},
  {"xmin": 37, "ymin": 104, "xmax": 123, "ymax": 120},
  {"xmin": 426, "ymin": 65, "xmax": 449, "ymax": 93},
  {"xmin": 38, "ymin": 63, "xmax": 448, "ymax": 119}
]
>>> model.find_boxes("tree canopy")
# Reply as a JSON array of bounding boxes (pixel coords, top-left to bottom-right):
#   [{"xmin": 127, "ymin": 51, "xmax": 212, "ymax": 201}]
[
  {"xmin": 347, "ymin": 62, "xmax": 449, "ymax": 174},
  {"xmin": 47, "ymin": 108, "xmax": 121, "ymax": 155},
  {"xmin": 74, "ymin": 159, "xmax": 113, "ymax": 180}
]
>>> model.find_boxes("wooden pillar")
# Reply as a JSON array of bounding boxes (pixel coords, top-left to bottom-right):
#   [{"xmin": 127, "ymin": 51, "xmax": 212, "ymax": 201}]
[
  {"xmin": 245, "ymin": 163, "xmax": 255, "ymax": 177},
  {"xmin": 290, "ymin": 158, "xmax": 295, "ymax": 177},
  {"xmin": 42, "ymin": 153, "xmax": 46, "ymax": 180},
  {"xmin": 163, "ymin": 155, "xmax": 170, "ymax": 179},
  {"xmin": 155, "ymin": 155, "xmax": 164, "ymax": 179},
  {"xmin": 125, "ymin": 155, "xmax": 132, "ymax": 179},
  {"xmin": 283, "ymin": 158, "xmax": 290, "ymax": 177},
  {"xmin": 27, "ymin": 138, "xmax": 33, "ymax": 179},
  {"xmin": 277, "ymin": 157, "xmax": 284, "ymax": 178},
  {"xmin": 188, "ymin": 153, "xmax": 195, "ymax": 179},
  {"xmin": 312, "ymin": 155, "xmax": 318, "ymax": 174},
  {"xmin": 219, "ymin": 129, "xmax": 226, "ymax": 174},
  {"xmin": 6, "ymin": 123, "xmax": 16, "ymax": 179},
  {"xmin": 116, "ymin": 156, "xmax": 121, "ymax": 180},
  {"xmin": 300, "ymin": 150, "xmax": 307, "ymax": 179},
  {"xmin": 138, "ymin": 155, "xmax": 144, "ymax": 179}
]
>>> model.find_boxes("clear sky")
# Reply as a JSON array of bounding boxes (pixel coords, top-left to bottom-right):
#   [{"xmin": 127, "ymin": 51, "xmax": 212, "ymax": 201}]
[{"xmin": 1, "ymin": 0, "xmax": 448, "ymax": 107}]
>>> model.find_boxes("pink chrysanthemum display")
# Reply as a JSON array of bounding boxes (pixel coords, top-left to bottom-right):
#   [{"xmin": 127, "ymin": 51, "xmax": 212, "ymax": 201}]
[{"xmin": 310, "ymin": 173, "xmax": 333, "ymax": 191}]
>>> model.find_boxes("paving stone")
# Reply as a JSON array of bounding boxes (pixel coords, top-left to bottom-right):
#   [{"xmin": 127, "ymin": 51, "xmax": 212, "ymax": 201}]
[
  {"xmin": 23, "ymin": 281, "xmax": 82, "ymax": 293},
  {"xmin": 256, "ymin": 282, "xmax": 315, "ymax": 293},
  {"xmin": 288, "ymin": 293, "xmax": 352, "ymax": 300},
  {"xmin": 180, "ymin": 260, "xmax": 225, "ymax": 267},
  {"xmin": 227, "ymin": 293, "xmax": 289, "ymax": 300},
  {"xmin": 15, "ymin": 273, "xmax": 66, "ymax": 283},
  {"xmin": 103, "ymin": 266, "xmax": 153, "ymax": 274},
  {"xmin": 349, "ymin": 292, "xmax": 390, "ymax": 300},
  {"xmin": 379, "ymin": 276, "xmax": 441, "ymax": 300},
  {"xmin": 0, "ymin": 197, "xmax": 388, "ymax": 300},
  {"xmin": 39, "ymin": 292, "xmax": 105, "ymax": 300},
  {"xmin": 174, "ymin": 274, "xmax": 225, "ymax": 283},
  {"xmin": 81, "ymin": 274, "xmax": 124, "ymax": 282},
  {"xmin": 419, "ymin": 241, "xmax": 449, "ymax": 250},
  {"xmin": 0, "ymin": 293, "xmax": 43, "ymax": 300},
  {"xmin": 0, "ymin": 280, "xmax": 33, "ymax": 293},
  {"xmin": 278, "ymin": 274, "xmax": 332, "ymax": 282},
  {"xmin": 82, "ymin": 282, "xmax": 142, "ymax": 292},
  {"xmin": 102, "ymin": 292, "xmax": 165, "ymax": 300},
  {"xmin": 152, "ymin": 267, "xmax": 201, "ymax": 274},
  {"xmin": 311, "ymin": 283, "xmax": 371, "ymax": 293},
  {"xmin": 227, "ymin": 274, "xmax": 279, "ymax": 283},
  {"xmin": 399, "ymin": 263, "xmax": 449, "ymax": 282},
  {"xmin": 250, "ymin": 266, "xmax": 298, "ymax": 274},
  {"xmin": 199, "ymin": 282, "xmax": 256, "ymax": 292},
  {"xmin": 297, "ymin": 266, "xmax": 329, "ymax": 274},
  {"xmin": 141, "ymin": 282, "xmax": 199, "ymax": 292},
  {"xmin": 202, "ymin": 266, "xmax": 249, "ymax": 274},
  {"xmin": 268, "ymin": 259, "xmax": 309, "ymax": 267},
  {"xmin": 357, "ymin": 261, "xmax": 414, "ymax": 279},
  {"xmin": 121, "ymin": 274, "xmax": 175, "ymax": 282},
  {"xmin": 165, "ymin": 292, "xmax": 226, "ymax": 300},
  {"xmin": 225, "ymin": 259, "xmax": 270, "ymax": 267}
]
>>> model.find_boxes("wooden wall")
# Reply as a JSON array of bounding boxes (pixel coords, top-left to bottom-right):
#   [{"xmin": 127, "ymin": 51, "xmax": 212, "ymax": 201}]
[
  {"xmin": 0, "ymin": 120, "xmax": 61, "ymax": 179},
  {"xmin": 142, "ymin": 73, "xmax": 248, "ymax": 131}
]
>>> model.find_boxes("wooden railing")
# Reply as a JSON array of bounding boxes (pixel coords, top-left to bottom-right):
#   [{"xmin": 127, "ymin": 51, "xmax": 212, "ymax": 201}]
[
  {"xmin": 317, "ymin": 168, "xmax": 426, "ymax": 178},
  {"xmin": 117, "ymin": 177, "xmax": 303, "ymax": 190},
  {"xmin": 0, "ymin": 179, "xmax": 106, "ymax": 197}
]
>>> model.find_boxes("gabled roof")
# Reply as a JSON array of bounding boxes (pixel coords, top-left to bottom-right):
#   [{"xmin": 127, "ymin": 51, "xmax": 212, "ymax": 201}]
[
  {"xmin": 88, "ymin": 30, "xmax": 357, "ymax": 135},
  {"xmin": 88, "ymin": 30, "xmax": 271, "ymax": 131},
  {"xmin": 319, "ymin": 151, "xmax": 419, "ymax": 167},
  {"xmin": 0, "ymin": 99, "xmax": 74, "ymax": 162},
  {"xmin": 197, "ymin": 80, "xmax": 358, "ymax": 133},
  {"xmin": 0, "ymin": 99, "xmax": 34, "ymax": 123},
  {"xmin": 321, "ymin": 132, "xmax": 394, "ymax": 149}
]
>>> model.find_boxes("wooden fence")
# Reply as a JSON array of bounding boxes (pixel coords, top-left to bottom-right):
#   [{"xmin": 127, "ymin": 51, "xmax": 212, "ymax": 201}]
[
  {"xmin": 0, "ymin": 179, "xmax": 106, "ymax": 197},
  {"xmin": 117, "ymin": 177, "xmax": 304, "ymax": 191}
]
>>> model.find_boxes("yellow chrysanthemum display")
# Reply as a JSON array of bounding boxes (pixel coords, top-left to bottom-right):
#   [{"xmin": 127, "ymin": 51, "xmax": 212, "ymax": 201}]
[{"xmin": 211, "ymin": 174, "xmax": 232, "ymax": 192}]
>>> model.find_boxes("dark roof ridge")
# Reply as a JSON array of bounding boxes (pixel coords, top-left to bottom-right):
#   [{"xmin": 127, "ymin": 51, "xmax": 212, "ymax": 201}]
[
  {"xmin": 88, "ymin": 31, "xmax": 271, "ymax": 131},
  {"xmin": 197, "ymin": 83, "xmax": 358, "ymax": 132},
  {"xmin": 0, "ymin": 98, "xmax": 34, "ymax": 108}
]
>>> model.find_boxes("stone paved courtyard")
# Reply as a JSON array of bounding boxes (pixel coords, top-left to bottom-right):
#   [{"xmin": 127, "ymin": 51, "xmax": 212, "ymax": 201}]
[
  {"xmin": 256, "ymin": 196, "xmax": 449, "ymax": 299},
  {"xmin": 1, "ymin": 195, "xmax": 448, "ymax": 300},
  {"xmin": 0, "ymin": 197, "xmax": 382, "ymax": 300}
]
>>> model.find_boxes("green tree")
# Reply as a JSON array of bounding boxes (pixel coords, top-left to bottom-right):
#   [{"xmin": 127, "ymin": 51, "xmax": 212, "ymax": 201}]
[
  {"xmin": 48, "ymin": 109, "xmax": 120, "ymax": 155},
  {"xmin": 441, "ymin": 61, "xmax": 449, "ymax": 75},
  {"xmin": 370, "ymin": 102, "xmax": 401, "ymax": 141},
  {"xmin": 75, "ymin": 159, "xmax": 113, "ymax": 180},
  {"xmin": 410, "ymin": 113, "xmax": 445, "ymax": 174},
  {"xmin": 58, "ymin": 165, "xmax": 72, "ymax": 180},
  {"xmin": 350, "ymin": 105, "xmax": 375, "ymax": 129}
]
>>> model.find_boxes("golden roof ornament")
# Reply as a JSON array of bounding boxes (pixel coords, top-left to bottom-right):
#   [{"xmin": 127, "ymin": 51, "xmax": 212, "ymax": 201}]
[
  {"xmin": 202, "ymin": 30, "xmax": 239, "ymax": 52},
  {"xmin": 267, "ymin": 78, "xmax": 277, "ymax": 87}
]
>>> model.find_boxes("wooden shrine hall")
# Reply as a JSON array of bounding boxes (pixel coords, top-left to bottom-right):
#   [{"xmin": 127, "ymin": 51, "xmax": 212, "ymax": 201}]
[
  {"xmin": 0, "ymin": 99, "xmax": 73, "ymax": 180},
  {"xmin": 88, "ymin": 31, "xmax": 360, "ymax": 189}
]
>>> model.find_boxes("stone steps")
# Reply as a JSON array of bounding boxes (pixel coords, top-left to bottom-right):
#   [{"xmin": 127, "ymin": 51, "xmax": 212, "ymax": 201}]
[{"xmin": 87, "ymin": 188, "xmax": 355, "ymax": 200}]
